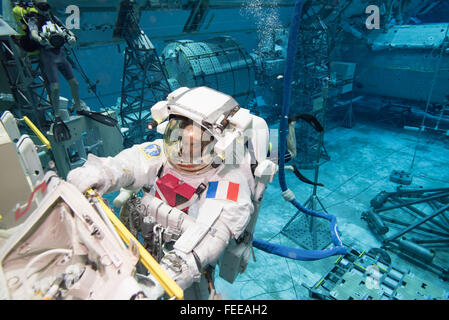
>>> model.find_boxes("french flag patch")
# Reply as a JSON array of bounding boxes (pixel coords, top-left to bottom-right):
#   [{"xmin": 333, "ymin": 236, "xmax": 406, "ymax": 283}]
[{"xmin": 206, "ymin": 181, "xmax": 240, "ymax": 202}]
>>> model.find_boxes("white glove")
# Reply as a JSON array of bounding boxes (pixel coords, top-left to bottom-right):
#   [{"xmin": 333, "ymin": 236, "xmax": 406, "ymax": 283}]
[
  {"xmin": 136, "ymin": 274, "xmax": 165, "ymax": 300},
  {"xmin": 67, "ymin": 36, "xmax": 76, "ymax": 46},
  {"xmin": 111, "ymin": 277, "xmax": 147, "ymax": 300},
  {"xmin": 31, "ymin": 30, "xmax": 48, "ymax": 46},
  {"xmin": 38, "ymin": 36, "xmax": 48, "ymax": 46},
  {"xmin": 66, "ymin": 165, "xmax": 111, "ymax": 196},
  {"xmin": 33, "ymin": 35, "xmax": 47, "ymax": 46}
]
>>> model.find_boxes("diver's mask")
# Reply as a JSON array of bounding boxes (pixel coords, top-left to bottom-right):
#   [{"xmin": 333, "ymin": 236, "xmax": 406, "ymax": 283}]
[{"xmin": 163, "ymin": 116, "xmax": 217, "ymax": 174}]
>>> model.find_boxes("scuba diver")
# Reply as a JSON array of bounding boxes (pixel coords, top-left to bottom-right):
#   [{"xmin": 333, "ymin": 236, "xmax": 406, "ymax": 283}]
[
  {"xmin": 11, "ymin": 1, "xmax": 40, "ymax": 52},
  {"xmin": 66, "ymin": 86, "xmax": 279, "ymax": 299},
  {"xmin": 22, "ymin": 0, "xmax": 116, "ymax": 142}
]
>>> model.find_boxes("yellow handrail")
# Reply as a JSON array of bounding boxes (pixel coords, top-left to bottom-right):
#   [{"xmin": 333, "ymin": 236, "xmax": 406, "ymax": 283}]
[
  {"xmin": 22, "ymin": 116, "xmax": 51, "ymax": 149},
  {"xmin": 87, "ymin": 189, "xmax": 184, "ymax": 300}
]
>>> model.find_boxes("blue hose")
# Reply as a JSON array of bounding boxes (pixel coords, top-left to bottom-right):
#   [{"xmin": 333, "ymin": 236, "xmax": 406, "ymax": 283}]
[{"xmin": 253, "ymin": 0, "xmax": 347, "ymax": 260}]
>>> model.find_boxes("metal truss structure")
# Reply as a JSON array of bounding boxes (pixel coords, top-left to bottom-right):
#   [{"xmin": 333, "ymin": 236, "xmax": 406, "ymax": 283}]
[
  {"xmin": 290, "ymin": 2, "xmax": 336, "ymax": 170},
  {"xmin": 114, "ymin": 0, "xmax": 172, "ymax": 147},
  {"xmin": 363, "ymin": 187, "xmax": 449, "ymax": 281},
  {"xmin": 0, "ymin": 33, "xmax": 52, "ymax": 131}
]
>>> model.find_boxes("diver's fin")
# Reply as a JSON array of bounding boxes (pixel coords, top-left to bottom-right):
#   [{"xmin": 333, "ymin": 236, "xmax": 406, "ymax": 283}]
[
  {"xmin": 291, "ymin": 164, "xmax": 324, "ymax": 187},
  {"xmin": 77, "ymin": 110, "xmax": 118, "ymax": 127},
  {"xmin": 289, "ymin": 113, "xmax": 324, "ymax": 132},
  {"xmin": 52, "ymin": 117, "xmax": 71, "ymax": 142}
]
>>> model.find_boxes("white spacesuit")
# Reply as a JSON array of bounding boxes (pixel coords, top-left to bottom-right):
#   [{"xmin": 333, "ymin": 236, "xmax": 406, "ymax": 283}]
[{"xmin": 67, "ymin": 86, "xmax": 277, "ymax": 299}]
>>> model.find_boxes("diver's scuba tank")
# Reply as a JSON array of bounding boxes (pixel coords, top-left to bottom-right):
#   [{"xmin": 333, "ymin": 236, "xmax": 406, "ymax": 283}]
[{"xmin": 12, "ymin": 1, "xmax": 40, "ymax": 52}]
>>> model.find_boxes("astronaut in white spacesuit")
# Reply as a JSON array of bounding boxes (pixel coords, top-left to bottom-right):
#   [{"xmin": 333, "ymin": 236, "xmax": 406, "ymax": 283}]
[{"xmin": 66, "ymin": 86, "xmax": 278, "ymax": 300}]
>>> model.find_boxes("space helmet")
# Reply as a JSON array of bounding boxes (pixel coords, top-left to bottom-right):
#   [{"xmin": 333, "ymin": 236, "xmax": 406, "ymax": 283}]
[{"xmin": 149, "ymin": 87, "xmax": 254, "ymax": 174}]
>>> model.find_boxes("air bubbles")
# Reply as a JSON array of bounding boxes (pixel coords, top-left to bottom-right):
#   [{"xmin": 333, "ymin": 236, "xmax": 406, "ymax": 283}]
[{"xmin": 240, "ymin": 0, "xmax": 283, "ymax": 56}]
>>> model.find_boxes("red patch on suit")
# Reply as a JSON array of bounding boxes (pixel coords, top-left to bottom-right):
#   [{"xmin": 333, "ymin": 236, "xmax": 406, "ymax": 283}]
[{"xmin": 155, "ymin": 174, "xmax": 196, "ymax": 213}]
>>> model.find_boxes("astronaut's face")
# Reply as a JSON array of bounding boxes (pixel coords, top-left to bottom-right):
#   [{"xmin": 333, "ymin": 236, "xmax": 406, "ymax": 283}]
[
  {"xmin": 163, "ymin": 117, "xmax": 216, "ymax": 174},
  {"xmin": 178, "ymin": 124, "xmax": 201, "ymax": 169}
]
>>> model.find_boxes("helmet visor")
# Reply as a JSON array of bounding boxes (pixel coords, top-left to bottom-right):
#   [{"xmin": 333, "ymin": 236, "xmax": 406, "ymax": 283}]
[{"xmin": 163, "ymin": 116, "xmax": 216, "ymax": 173}]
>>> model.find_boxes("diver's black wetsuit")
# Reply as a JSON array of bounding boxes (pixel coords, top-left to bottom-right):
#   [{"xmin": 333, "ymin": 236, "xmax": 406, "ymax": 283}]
[{"xmin": 26, "ymin": 13, "xmax": 75, "ymax": 83}]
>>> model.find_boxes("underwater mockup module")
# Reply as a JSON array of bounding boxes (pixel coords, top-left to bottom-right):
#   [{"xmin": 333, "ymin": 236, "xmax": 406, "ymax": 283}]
[{"xmin": 0, "ymin": 0, "xmax": 449, "ymax": 304}]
